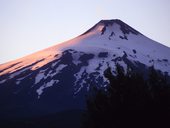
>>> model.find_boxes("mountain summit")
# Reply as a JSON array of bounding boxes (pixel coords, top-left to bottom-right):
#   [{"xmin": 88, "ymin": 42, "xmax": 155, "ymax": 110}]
[
  {"xmin": 82, "ymin": 19, "xmax": 140, "ymax": 36},
  {"xmin": 0, "ymin": 19, "xmax": 170, "ymax": 118}
]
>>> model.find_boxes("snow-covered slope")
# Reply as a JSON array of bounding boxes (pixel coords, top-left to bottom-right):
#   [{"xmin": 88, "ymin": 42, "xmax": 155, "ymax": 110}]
[
  {"xmin": 0, "ymin": 20, "xmax": 169, "ymax": 76},
  {"xmin": 0, "ymin": 19, "xmax": 170, "ymax": 117}
]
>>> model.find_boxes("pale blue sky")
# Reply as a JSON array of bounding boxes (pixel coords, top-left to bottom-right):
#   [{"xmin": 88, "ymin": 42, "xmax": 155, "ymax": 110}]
[{"xmin": 0, "ymin": 0, "xmax": 170, "ymax": 64}]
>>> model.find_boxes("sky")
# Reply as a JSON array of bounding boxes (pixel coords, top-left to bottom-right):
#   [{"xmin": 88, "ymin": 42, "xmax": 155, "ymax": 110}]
[{"xmin": 0, "ymin": 0, "xmax": 170, "ymax": 64}]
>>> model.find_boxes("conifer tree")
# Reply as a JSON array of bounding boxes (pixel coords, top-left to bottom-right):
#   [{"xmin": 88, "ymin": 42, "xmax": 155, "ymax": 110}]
[{"xmin": 83, "ymin": 65, "xmax": 170, "ymax": 128}]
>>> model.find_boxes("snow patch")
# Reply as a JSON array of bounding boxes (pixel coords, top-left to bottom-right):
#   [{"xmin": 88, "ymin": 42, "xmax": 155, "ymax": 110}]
[
  {"xmin": 35, "ymin": 72, "xmax": 45, "ymax": 84},
  {"xmin": 16, "ymin": 81, "xmax": 21, "ymax": 85},
  {"xmin": 0, "ymin": 79, "xmax": 6, "ymax": 84},
  {"xmin": 9, "ymin": 67, "xmax": 30, "ymax": 79},
  {"xmin": 37, "ymin": 80, "xmax": 59, "ymax": 99}
]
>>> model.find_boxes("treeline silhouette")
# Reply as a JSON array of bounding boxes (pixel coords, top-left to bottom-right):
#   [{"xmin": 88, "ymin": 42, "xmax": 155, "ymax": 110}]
[{"xmin": 83, "ymin": 65, "xmax": 170, "ymax": 128}]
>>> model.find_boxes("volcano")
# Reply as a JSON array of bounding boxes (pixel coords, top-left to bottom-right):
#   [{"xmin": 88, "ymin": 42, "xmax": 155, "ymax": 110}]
[{"xmin": 0, "ymin": 19, "xmax": 170, "ymax": 121}]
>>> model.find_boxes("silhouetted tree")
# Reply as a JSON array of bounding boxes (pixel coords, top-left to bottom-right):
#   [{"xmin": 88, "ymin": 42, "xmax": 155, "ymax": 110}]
[{"xmin": 83, "ymin": 65, "xmax": 170, "ymax": 128}]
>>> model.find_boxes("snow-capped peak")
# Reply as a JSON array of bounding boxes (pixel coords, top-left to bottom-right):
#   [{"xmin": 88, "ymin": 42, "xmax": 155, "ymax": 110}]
[
  {"xmin": 0, "ymin": 19, "xmax": 170, "ymax": 117},
  {"xmin": 81, "ymin": 19, "xmax": 140, "ymax": 37},
  {"xmin": 0, "ymin": 19, "xmax": 170, "ymax": 77}
]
